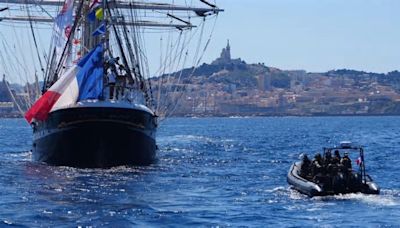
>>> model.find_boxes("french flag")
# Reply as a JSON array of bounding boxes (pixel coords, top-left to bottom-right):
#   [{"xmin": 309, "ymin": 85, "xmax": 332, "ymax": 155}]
[
  {"xmin": 25, "ymin": 45, "xmax": 104, "ymax": 123},
  {"xmin": 356, "ymin": 157, "xmax": 362, "ymax": 166}
]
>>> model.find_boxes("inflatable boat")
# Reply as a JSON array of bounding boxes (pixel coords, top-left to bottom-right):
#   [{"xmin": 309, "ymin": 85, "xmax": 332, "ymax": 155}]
[{"xmin": 287, "ymin": 142, "xmax": 380, "ymax": 197}]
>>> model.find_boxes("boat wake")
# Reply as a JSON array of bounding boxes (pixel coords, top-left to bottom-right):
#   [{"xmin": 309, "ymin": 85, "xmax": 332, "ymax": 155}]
[
  {"xmin": 3, "ymin": 150, "xmax": 32, "ymax": 162},
  {"xmin": 266, "ymin": 186, "xmax": 308, "ymax": 200},
  {"xmin": 312, "ymin": 189, "xmax": 399, "ymax": 206},
  {"xmin": 281, "ymin": 184, "xmax": 399, "ymax": 207}
]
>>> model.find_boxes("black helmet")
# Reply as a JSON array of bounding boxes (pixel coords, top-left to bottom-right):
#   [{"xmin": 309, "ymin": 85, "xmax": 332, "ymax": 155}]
[
  {"xmin": 334, "ymin": 150, "xmax": 340, "ymax": 156},
  {"xmin": 326, "ymin": 151, "xmax": 332, "ymax": 158}
]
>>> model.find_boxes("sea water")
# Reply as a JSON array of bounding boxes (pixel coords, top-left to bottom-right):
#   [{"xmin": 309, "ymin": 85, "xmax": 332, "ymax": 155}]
[{"xmin": 0, "ymin": 117, "xmax": 399, "ymax": 227}]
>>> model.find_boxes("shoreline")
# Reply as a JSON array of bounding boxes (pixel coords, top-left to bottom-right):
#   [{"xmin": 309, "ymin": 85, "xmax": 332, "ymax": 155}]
[{"xmin": 3, "ymin": 113, "xmax": 400, "ymax": 119}]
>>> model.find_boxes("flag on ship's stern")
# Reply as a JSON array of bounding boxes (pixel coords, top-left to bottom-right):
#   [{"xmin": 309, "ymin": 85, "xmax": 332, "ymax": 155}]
[{"xmin": 25, "ymin": 45, "xmax": 104, "ymax": 123}]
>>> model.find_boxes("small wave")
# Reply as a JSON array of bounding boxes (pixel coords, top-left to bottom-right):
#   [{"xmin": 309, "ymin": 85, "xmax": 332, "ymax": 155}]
[
  {"xmin": 2, "ymin": 220, "xmax": 13, "ymax": 225},
  {"xmin": 159, "ymin": 134, "xmax": 236, "ymax": 145},
  {"xmin": 4, "ymin": 151, "xmax": 32, "ymax": 161},
  {"xmin": 161, "ymin": 147, "xmax": 191, "ymax": 153},
  {"xmin": 265, "ymin": 186, "xmax": 286, "ymax": 193},
  {"xmin": 288, "ymin": 188, "xmax": 307, "ymax": 200},
  {"xmin": 381, "ymin": 189, "xmax": 400, "ymax": 197},
  {"xmin": 161, "ymin": 134, "xmax": 212, "ymax": 143},
  {"xmin": 265, "ymin": 186, "xmax": 307, "ymax": 200}
]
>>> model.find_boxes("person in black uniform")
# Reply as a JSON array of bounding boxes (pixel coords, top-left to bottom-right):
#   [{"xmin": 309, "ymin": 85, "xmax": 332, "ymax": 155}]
[
  {"xmin": 332, "ymin": 150, "xmax": 341, "ymax": 164},
  {"xmin": 300, "ymin": 154, "xmax": 311, "ymax": 178},
  {"xmin": 341, "ymin": 152, "xmax": 352, "ymax": 171},
  {"xmin": 312, "ymin": 153, "xmax": 323, "ymax": 177}
]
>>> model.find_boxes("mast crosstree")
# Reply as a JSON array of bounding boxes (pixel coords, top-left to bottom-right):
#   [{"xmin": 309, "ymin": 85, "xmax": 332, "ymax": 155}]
[{"xmin": 0, "ymin": 0, "xmax": 222, "ymax": 116}]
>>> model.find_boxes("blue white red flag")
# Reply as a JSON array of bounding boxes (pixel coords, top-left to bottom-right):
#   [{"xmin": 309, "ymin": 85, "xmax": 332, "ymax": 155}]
[
  {"xmin": 25, "ymin": 45, "xmax": 104, "ymax": 123},
  {"xmin": 88, "ymin": 0, "xmax": 102, "ymax": 21},
  {"xmin": 51, "ymin": 0, "xmax": 74, "ymax": 64},
  {"xmin": 356, "ymin": 157, "xmax": 362, "ymax": 166},
  {"xmin": 90, "ymin": 0, "xmax": 101, "ymax": 9}
]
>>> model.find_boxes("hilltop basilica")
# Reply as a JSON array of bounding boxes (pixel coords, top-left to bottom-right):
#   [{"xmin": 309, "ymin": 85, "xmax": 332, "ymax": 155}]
[{"xmin": 211, "ymin": 40, "xmax": 244, "ymax": 66}]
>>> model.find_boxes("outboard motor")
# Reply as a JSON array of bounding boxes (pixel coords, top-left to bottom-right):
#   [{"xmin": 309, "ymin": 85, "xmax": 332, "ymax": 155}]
[
  {"xmin": 347, "ymin": 172, "xmax": 362, "ymax": 192},
  {"xmin": 332, "ymin": 172, "xmax": 346, "ymax": 193}
]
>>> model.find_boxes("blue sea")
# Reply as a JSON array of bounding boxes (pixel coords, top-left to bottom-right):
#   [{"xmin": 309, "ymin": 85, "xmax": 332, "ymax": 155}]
[{"xmin": 0, "ymin": 117, "xmax": 399, "ymax": 227}]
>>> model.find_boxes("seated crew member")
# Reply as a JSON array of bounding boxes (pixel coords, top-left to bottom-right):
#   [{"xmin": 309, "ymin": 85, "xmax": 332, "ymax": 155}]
[
  {"xmin": 324, "ymin": 151, "xmax": 333, "ymax": 167},
  {"xmin": 332, "ymin": 150, "xmax": 341, "ymax": 164},
  {"xmin": 341, "ymin": 152, "xmax": 352, "ymax": 171},
  {"xmin": 300, "ymin": 154, "xmax": 311, "ymax": 178},
  {"xmin": 312, "ymin": 153, "xmax": 323, "ymax": 177}
]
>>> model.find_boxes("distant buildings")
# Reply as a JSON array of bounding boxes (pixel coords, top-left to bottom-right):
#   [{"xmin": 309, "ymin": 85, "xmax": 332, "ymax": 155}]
[
  {"xmin": 0, "ymin": 75, "xmax": 37, "ymax": 117},
  {"xmin": 2, "ymin": 40, "xmax": 399, "ymax": 118},
  {"xmin": 157, "ymin": 41, "xmax": 400, "ymax": 116}
]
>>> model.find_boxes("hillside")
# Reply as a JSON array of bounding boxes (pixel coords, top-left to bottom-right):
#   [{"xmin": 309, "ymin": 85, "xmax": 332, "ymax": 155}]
[
  {"xmin": 152, "ymin": 41, "xmax": 400, "ymax": 116},
  {"xmin": 1, "ymin": 41, "xmax": 400, "ymax": 117}
]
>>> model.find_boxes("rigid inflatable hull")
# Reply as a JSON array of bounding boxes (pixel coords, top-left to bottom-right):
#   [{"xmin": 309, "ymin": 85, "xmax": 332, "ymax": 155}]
[{"xmin": 287, "ymin": 162, "xmax": 380, "ymax": 197}]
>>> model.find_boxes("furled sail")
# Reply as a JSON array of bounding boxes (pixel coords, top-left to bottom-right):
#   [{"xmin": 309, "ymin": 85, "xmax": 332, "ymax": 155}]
[{"xmin": 0, "ymin": 0, "xmax": 223, "ymax": 119}]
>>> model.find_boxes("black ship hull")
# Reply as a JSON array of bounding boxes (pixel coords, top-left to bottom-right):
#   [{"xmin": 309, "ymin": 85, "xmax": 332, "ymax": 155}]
[{"xmin": 31, "ymin": 104, "xmax": 157, "ymax": 168}]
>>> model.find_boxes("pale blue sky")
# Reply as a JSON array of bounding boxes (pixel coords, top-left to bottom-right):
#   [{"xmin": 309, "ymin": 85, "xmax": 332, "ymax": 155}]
[
  {"xmin": 0, "ymin": 0, "xmax": 399, "ymax": 84},
  {"xmin": 203, "ymin": 0, "xmax": 400, "ymax": 73}
]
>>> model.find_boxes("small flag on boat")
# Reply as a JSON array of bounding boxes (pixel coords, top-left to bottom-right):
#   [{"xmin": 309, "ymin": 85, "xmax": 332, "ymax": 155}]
[
  {"xmin": 356, "ymin": 157, "xmax": 362, "ymax": 166},
  {"xmin": 25, "ymin": 45, "xmax": 104, "ymax": 123}
]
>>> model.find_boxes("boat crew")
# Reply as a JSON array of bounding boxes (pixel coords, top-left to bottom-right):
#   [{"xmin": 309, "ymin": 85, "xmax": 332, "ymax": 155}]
[
  {"xmin": 341, "ymin": 152, "xmax": 352, "ymax": 171},
  {"xmin": 324, "ymin": 151, "xmax": 333, "ymax": 167},
  {"xmin": 312, "ymin": 153, "xmax": 323, "ymax": 177},
  {"xmin": 332, "ymin": 150, "xmax": 341, "ymax": 164},
  {"xmin": 300, "ymin": 154, "xmax": 311, "ymax": 178},
  {"xmin": 287, "ymin": 142, "xmax": 380, "ymax": 196}
]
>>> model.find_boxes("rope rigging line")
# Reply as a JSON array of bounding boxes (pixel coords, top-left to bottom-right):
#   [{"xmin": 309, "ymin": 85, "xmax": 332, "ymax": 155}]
[
  {"xmin": 53, "ymin": 0, "xmax": 85, "ymax": 86},
  {"xmin": 25, "ymin": 1, "xmax": 45, "ymax": 75}
]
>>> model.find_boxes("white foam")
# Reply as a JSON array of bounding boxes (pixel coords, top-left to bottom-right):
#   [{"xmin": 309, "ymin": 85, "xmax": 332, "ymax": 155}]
[
  {"xmin": 316, "ymin": 192, "xmax": 399, "ymax": 206},
  {"xmin": 265, "ymin": 186, "xmax": 286, "ymax": 193}
]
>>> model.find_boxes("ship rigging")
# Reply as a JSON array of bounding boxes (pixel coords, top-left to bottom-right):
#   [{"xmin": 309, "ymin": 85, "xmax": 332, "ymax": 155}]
[{"xmin": 0, "ymin": 0, "xmax": 222, "ymax": 167}]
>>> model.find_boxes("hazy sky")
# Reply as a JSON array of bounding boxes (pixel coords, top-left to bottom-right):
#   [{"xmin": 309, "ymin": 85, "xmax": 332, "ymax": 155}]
[
  {"xmin": 203, "ymin": 0, "xmax": 400, "ymax": 73},
  {"xmin": 1, "ymin": 0, "xmax": 399, "ymax": 84}
]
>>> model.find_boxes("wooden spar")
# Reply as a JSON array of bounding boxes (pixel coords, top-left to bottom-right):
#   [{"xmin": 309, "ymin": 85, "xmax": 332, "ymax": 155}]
[
  {"xmin": 200, "ymin": 0, "xmax": 217, "ymax": 8},
  {"xmin": 0, "ymin": 16, "xmax": 196, "ymax": 28},
  {"xmin": 0, "ymin": 16, "xmax": 52, "ymax": 23},
  {"xmin": 167, "ymin": 13, "xmax": 191, "ymax": 25},
  {"xmin": 0, "ymin": 0, "xmax": 223, "ymax": 14},
  {"xmin": 0, "ymin": 0, "xmax": 63, "ymax": 6}
]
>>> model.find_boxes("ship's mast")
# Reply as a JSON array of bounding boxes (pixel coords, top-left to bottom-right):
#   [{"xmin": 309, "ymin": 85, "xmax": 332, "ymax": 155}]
[
  {"xmin": 0, "ymin": 0, "xmax": 223, "ymax": 112},
  {"xmin": 0, "ymin": 0, "xmax": 223, "ymax": 13}
]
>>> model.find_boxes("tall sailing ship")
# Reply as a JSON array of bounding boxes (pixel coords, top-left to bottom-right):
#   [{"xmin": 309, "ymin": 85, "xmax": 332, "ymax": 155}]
[{"xmin": 0, "ymin": 0, "xmax": 222, "ymax": 167}]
